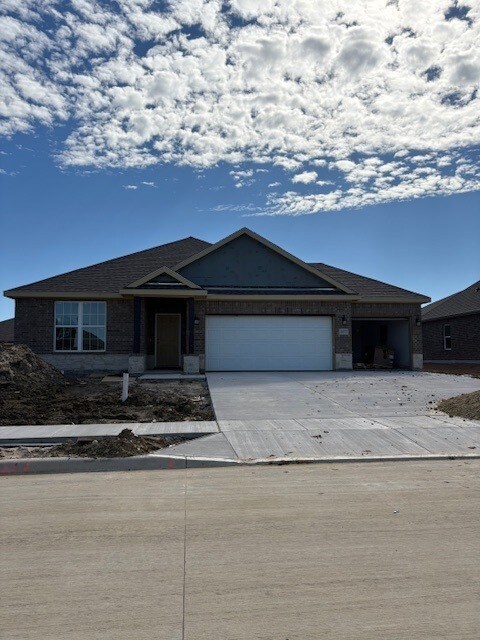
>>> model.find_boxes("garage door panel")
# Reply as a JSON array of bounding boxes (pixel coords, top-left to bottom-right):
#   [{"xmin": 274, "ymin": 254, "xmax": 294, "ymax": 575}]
[{"xmin": 205, "ymin": 315, "xmax": 332, "ymax": 371}]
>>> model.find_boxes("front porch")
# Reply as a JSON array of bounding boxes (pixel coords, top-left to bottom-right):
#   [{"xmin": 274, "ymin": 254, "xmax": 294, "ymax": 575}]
[{"xmin": 129, "ymin": 296, "xmax": 203, "ymax": 375}]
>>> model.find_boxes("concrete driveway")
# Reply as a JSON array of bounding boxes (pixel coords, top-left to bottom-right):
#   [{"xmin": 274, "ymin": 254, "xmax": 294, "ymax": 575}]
[
  {"xmin": 2, "ymin": 461, "xmax": 479, "ymax": 640},
  {"xmin": 207, "ymin": 371, "xmax": 480, "ymax": 420}
]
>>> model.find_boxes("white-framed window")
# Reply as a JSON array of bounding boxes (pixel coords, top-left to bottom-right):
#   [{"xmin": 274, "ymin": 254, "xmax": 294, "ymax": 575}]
[
  {"xmin": 54, "ymin": 301, "xmax": 106, "ymax": 352},
  {"xmin": 443, "ymin": 324, "xmax": 451, "ymax": 351}
]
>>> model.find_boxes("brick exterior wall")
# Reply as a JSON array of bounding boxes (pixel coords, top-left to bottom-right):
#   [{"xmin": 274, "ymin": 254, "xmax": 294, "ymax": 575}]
[
  {"xmin": 15, "ymin": 298, "xmax": 134, "ymax": 355},
  {"xmin": 13, "ymin": 296, "xmax": 423, "ymax": 371},
  {"xmin": 423, "ymin": 313, "xmax": 480, "ymax": 362}
]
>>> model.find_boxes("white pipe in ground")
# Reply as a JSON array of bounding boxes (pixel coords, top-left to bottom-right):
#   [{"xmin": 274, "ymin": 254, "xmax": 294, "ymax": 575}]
[{"xmin": 121, "ymin": 372, "xmax": 129, "ymax": 402}]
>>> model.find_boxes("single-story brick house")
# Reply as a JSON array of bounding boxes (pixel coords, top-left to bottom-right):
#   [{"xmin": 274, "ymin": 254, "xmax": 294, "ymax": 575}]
[
  {"xmin": 422, "ymin": 279, "xmax": 480, "ymax": 363},
  {"xmin": 4, "ymin": 228, "xmax": 429, "ymax": 374}
]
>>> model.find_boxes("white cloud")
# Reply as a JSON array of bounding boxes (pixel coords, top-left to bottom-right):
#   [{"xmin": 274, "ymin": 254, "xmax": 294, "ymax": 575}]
[
  {"xmin": 123, "ymin": 184, "xmax": 137, "ymax": 190},
  {"xmin": 292, "ymin": 170, "xmax": 317, "ymax": 184},
  {"xmin": 141, "ymin": 180, "xmax": 156, "ymax": 186},
  {"xmin": 0, "ymin": 0, "xmax": 479, "ymax": 212},
  {"xmin": 268, "ymin": 181, "xmax": 281, "ymax": 187}
]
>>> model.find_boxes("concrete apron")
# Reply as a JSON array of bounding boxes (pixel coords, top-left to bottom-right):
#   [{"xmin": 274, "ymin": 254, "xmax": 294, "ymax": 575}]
[{"xmin": 2, "ymin": 450, "xmax": 480, "ymax": 476}]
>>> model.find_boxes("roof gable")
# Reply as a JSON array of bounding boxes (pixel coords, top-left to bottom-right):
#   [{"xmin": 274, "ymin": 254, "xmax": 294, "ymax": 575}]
[
  {"xmin": 126, "ymin": 266, "xmax": 201, "ymax": 290},
  {"xmin": 176, "ymin": 228, "xmax": 354, "ymax": 293}
]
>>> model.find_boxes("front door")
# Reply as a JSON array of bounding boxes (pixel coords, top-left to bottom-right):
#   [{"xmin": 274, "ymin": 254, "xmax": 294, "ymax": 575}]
[{"xmin": 155, "ymin": 314, "xmax": 181, "ymax": 368}]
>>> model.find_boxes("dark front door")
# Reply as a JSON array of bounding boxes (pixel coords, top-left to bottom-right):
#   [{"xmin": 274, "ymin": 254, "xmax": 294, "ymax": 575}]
[{"xmin": 155, "ymin": 314, "xmax": 181, "ymax": 368}]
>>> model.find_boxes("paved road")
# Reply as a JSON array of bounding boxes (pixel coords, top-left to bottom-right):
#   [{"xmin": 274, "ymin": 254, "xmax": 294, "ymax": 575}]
[
  {"xmin": 206, "ymin": 370, "xmax": 480, "ymax": 420},
  {"xmin": 2, "ymin": 461, "xmax": 479, "ymax": 639}
]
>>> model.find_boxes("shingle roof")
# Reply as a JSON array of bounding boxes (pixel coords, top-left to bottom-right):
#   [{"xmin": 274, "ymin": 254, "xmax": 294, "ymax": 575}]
[
  {"xmin": 310, "ymin": 263, "xmax": 427, "ymax": 300},
  {"xmin": 5, "ymin": 237, "xmax": 211, "ymax": 294},
  {"xmin": 4, "ymin": 234, "xmax": 428, "ymax": 302},
  {"xmin": 422, "ymin": 280, "xmax": 480, "ymax": 321},
  {"xmin": 0, "ymin": 318, "xmax": 14, "ymax": 342}
]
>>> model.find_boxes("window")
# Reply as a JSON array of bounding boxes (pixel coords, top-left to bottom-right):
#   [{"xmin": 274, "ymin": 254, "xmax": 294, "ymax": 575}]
[
  {"xmin": 443, "ymin": 324, "xmax": 451, "ymax": 351},
  {"xmin": 55, "ymin": 302, "xmax": 106, "ymax": 351}
]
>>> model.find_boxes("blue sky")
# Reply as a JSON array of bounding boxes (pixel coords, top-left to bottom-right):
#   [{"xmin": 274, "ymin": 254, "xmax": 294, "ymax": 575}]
[{"xmin": 1, "ymin": 1, "xmax": 479, "ymax": 320}]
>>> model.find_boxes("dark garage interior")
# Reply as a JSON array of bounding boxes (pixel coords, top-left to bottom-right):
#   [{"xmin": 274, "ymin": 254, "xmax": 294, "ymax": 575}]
[{"xmin": 352, "ymin": 318, "xmax": 411, "ymax": 369}]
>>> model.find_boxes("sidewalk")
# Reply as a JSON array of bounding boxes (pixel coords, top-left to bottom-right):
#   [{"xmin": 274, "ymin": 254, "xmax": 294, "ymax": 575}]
[
  {"xmin": 0, "ymin": 421, "xmax": 218, "ymax": 445},
  {"xmin": 1, "ymin": 415, "xmax": 480, "ymax": 472}
]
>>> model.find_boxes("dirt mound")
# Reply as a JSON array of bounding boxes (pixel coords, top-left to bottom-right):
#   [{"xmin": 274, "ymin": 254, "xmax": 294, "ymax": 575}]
[
  {"xmin": 0, "ymin": 343, "xmax": 66, "ymax": 392},
  {"xmin": 437, "ymin": 390, "xmax": 480, "ymax": 421},
  {"xmin": 50, "ymin": 429, "xmax": 169, "ymax": 458}
]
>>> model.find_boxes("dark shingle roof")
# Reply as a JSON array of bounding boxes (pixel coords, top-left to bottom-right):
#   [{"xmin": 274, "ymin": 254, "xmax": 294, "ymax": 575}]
[
  {"xmin": 0, "ymin": 318, "xmax": 14, "ymax": 342},
  {"xmin": 310, "ymin": 263, "xmax": 428, "ymax": 300},
  {"xmin": 422, "ymin": 280, "xmax": 480, "ymax": 321},
  {"xmin": 4, "ymin": 233, "xmax": 428, "ymax": 302},
  {"xmin": 5, "ymin": 237, "xmax": 211, "ymax": 294}
]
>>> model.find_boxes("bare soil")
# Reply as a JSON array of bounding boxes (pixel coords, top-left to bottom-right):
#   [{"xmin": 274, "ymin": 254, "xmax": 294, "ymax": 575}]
[
  {"xmin": 0, "ymin": 379, "xmax": 214, "ymax": 425},
  {"xmin": 0, "ymin": 343, "xmax": 214, "ymax": 425},
  {"xmin": 437, "ymin": 390, "xmax": 480, "ymax": 421},
  {"xmin": 424, "ymin": 363, "xmax": 480, "ymax": 378},
  {"xmin": 0, "ymin": 429, "xmax": 187, "ymax": 459}
]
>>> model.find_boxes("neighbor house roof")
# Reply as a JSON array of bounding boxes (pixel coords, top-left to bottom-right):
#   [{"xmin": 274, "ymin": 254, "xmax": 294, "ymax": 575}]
[
  {"xmin": 4, "ymin": 231, "xmax": 429, "ymax": 302},
  {"xmin": 422, "ymin": 279, "xmax": 480, "ymax": 321},
  {"xmin": 0, "ymin": 318, "xmax": 14, "ymax": 342}
]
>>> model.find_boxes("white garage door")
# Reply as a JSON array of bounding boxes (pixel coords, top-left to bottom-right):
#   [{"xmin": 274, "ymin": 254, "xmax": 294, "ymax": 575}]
[{"xmin": 205, "ymin": 315, "xmax": 333, "ymax": 371}]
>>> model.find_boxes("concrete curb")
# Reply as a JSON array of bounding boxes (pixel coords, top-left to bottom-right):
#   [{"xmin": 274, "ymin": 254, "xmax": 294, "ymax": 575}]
[
  {"xmin": 0, "ymin": 455, "xmax": 237, "ymax": 476},
  {"xmin": 1, "ymin": 452, "xmax": 479, "ymax": 476}
]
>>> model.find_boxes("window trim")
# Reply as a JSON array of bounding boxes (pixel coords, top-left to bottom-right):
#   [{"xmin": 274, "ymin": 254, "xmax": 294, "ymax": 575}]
[
  {"xmin": 54, "ymin": 301, "xmax": 107, "ymax": 353},
  {"xmin": 443, "ymin": 324, "xmax": 451, "ymax": 351}
]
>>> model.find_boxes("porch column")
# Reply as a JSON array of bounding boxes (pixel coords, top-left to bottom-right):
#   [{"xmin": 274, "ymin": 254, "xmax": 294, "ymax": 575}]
[
  {"xmin": 183, "ymin": 297, "xmax": 200, "ymax": 374},
  {"xmin": 129, "ymin": 296, "xmax": 146, "ymax": 374},
  {"xmin": 133, "ymin": 297, "xmax": 142, "ymax": 353},
  {"xmin": 187, "ymin": 297, "xmax": 195, "ymax": 355}
]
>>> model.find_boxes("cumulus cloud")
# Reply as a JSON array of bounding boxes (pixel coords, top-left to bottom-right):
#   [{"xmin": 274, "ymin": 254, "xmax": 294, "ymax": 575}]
[
  {"xmin": 123, "ymin": 184, "xmax": 137, "ymax": 190},
  {"xmin": 292, "ymin": 171, "xmax": 318, "ymax": 184},
  {"xmin": 1, "ymin": 0, "xmax": 480, "ymax": 212}
]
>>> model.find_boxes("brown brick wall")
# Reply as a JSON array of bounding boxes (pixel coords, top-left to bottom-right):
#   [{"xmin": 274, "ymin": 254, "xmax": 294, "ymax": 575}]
[
  {"xmin": 15, "ymin": 298, "xmax": 54, "ymax": 352},
  {"xmin": 14, "ymin": 298, "xmax": 134, "ymax": 355},
  {"xmin": 423, "ymin": 314, "xmax": 480, "ymax": 361},
  {"xmin": 14, "ymin": 297, "xmax": 423, "ymax": 367}
]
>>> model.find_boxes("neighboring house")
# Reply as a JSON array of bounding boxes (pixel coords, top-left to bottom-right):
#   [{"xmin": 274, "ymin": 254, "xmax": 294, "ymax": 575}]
[
  {"xmin": 4, "ymin": 228, "xmax": 429, "ymax": 373},
  {"xmin": 0, "ymin": 318, "xmax": 14, "ymax": 342},
  {"xmin": 422, "ymin": 280, "xmax": 480, "ymax": 363}
]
